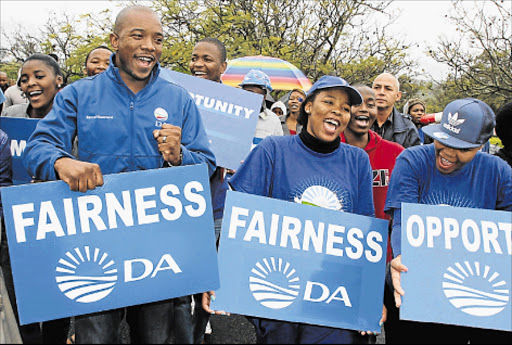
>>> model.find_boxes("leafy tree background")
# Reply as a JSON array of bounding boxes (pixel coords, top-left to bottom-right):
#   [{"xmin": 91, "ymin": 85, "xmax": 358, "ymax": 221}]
[{"xmin": 1, "ymin": 0, "xmax": 510, "ymax": 113}]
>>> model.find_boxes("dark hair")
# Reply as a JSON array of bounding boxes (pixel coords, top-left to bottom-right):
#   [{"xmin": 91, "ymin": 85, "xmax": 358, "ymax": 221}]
[
  {"xmin": 496, "ymin": 101, "xmax": 512, "ymax": 148},
  {"xmin": 297, "ymin": 91, "xmax": 318, "ymax": 128},
  {"xmin": 85, "ymin": 46, "xmax": 113, "ymax": 66},
  {"xmin": 197, "ymin": 37, "xmax": 227, "ymax": 62},
  {"xmin": 20, "ymin": 53, "xmax": 63, "ymax": 86},
  {"xmin": 48, "ymin": 53, "xmax": 59, "ymax": 62}
]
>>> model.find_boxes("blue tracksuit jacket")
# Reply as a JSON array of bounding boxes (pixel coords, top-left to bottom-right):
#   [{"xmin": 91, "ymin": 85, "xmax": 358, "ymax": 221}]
[{"xmin": 23, "ymin": 57, "xmax": 216, "ymax": 180}]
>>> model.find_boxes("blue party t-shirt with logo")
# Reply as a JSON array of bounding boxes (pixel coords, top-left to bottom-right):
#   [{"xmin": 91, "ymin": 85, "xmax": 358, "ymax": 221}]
[
  {"xmin": 385, "ymin": 144, "xmax": 512, "ymax": 256},
  {"xmin": 230, "ymin": 135, "xmax": 374, "ymax": 217}
]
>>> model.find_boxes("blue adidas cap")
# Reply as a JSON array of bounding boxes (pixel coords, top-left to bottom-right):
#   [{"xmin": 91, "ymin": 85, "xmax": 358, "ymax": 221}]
[
  {"xmin": 422, "ymin": 98, "xmax": 495, "ymax": 149},
  {"xmin": 307, "ymin": 75, "xmax": 362, "ymax": 106}
]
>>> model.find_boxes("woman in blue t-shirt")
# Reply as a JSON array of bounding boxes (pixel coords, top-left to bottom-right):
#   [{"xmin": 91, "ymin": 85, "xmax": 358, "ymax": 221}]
[
  {"xmin": 204, "ymin": 75, "xmax": 380, "ymax": 344},
  {"xmin": 385, "ymin": 98, "xmax": 512, "ymax": 344}
]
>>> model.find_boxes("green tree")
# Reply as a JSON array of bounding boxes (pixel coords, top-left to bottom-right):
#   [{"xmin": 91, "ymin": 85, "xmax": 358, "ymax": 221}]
[
  {"xmin": 429, "ymin": 0, "xmax": 511, "ymax": 111},
  {"xmin": 1, "ymin": 9, "xmax": 113, "ymax": 85}
]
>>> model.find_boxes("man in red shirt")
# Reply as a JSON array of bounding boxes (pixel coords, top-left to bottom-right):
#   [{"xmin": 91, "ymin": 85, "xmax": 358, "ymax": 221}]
[{"xmin": 340, "ymin": 84, "xmax": 404, "ymax": 343}]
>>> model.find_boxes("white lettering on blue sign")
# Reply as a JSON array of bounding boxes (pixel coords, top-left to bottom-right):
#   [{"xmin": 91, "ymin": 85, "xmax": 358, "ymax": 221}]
[
  {"xmin": 189, "ymin": 92, "xmax": 255, "ymax": 119},
  {"xmin": 228, "ymin": 206, "xmax": 383, "ymax": 263},
  {"xmin": 124, "ymin": 254, "xmax": 182, "ymax": 282},
  {"xmin": 11, "ymin": 181, "xmax": 206, "ymax": 243},
  {"xmin": 10, "ymin": 139, "xmax": 26, "ymax": 157},
  {"xmin": 304, "ymin": 281, "xmax": 352, "ymax": 306},
  {"xmin": 406, "ymin": 215, "xmax": 512, "ymax": 255}
]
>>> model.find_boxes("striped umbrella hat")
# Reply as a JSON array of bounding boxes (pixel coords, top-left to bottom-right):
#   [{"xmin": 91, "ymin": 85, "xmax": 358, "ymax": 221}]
[{"xmin": 221, "ymin": 55, "xmax": 312, "ymax": 91}]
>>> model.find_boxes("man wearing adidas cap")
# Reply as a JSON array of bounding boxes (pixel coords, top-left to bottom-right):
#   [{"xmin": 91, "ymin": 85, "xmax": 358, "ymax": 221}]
[{"xmin": 384, "ymin": 98, "xmax": 512, "ymax": 343}]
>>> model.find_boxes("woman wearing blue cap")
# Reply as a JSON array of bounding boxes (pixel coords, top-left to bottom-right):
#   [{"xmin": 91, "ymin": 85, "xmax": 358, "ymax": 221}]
[
  {"xmin": 205, "ymin": 75, "xmax": 378, "ymax": 343},
  {"xmin": 385, "ymin": 98, "xmax": 512, "ymax": 343}
]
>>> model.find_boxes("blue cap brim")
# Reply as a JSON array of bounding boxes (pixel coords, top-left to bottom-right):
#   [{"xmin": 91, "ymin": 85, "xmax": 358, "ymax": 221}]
[{"xmin": 422, "ymin": 124, "xmax": 482, "ymax": 149}]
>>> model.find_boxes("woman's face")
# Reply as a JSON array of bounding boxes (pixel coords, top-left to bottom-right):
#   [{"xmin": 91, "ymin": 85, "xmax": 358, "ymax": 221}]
[
  {"xmin": 19, "ymin": 60, "xmax": 62, "ymax": 113},
  {"xmin": 409, "ymin": 103, "xmax": 425, "ymax": 124},
  {"xmin": 434, "ymin": 140, "xmax": 481, "ymax": 174},
  {"xmin": 288, "ymin": 91, "xmax": 304, "ymax": 114},
  {"xmin": 305, "ymin": 88, "xmax": 351, "ymax": 142}
]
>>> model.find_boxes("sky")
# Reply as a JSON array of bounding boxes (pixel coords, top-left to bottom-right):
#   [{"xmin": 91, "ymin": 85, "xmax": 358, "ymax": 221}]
[{"xmin": 0, "ymin": 0, "xmax": 462, "ymax": 80}]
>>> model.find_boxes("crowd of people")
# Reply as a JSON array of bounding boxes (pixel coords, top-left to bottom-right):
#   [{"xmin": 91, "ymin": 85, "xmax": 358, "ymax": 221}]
[{"xmin": 0, "ymin": 4, "xmax": 511, "ymax": 345}]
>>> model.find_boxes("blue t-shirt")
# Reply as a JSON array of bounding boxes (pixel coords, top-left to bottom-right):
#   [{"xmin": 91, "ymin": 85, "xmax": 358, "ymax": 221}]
[
  {"xmin": 230, "ymin": 135, "xmax": 375, "ymax": 217},
  {"xmin": 385, "ymin": 144, "xmax": 512, "ymax": 256}
]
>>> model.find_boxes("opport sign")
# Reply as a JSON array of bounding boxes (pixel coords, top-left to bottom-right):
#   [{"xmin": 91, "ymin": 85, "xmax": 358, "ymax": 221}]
[
  {"xmin": 212, "ymin": 191, "xmax": 389, "ymax": 332},
  {"xmin": 0, "ymin": 117, "xmax": 39, "ymax": 185},
  {"xmin": 160, "ymin": 69, "xmax": 261, "ymax": 170},
  {"xmin": 400, "ymin": 203, "xmax": 512, "ymax": 331},
  {"xmin": 0, "ymin": 164, "xmax": 219, "ymax": 325}
]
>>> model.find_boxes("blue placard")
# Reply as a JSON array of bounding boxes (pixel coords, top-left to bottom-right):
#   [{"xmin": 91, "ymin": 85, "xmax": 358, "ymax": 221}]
[
  {"xmin": 212, "ymin": 191, "xmax": 389, "ymax": 332},
  {"xmin": 0, "ymin": 117, "xmax": 39, "ymax": 185},
  {"xmin": 160, "ymin": 69, "xmax": 262, "ymax": 170},
  {"xmin": 401, "ymin": 203, "xmax": 512, "ymax": 331},
  {"xmin": 0, "ymin": 164, "xmax": 219, "ymax": 325}
]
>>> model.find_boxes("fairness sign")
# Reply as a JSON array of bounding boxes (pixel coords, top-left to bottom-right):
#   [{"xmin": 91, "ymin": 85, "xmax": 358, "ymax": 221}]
[
  {"xmin": 0, "ymin": 164, "xmax": 219, "ymax": 325},
  {"xmin": 212, "ymin": 191, "xmax": 389, "ymax": 332},
  {"xmin": 0, "ymin": 117, "xmax": 39, "ymax": 185},
  {"xmin": 400, "ymin": 203, "xmax": 512, "ymax": 331},
  {"xmin": 160, "ymin": 69, "xmax": 262, "ymax": 170}
]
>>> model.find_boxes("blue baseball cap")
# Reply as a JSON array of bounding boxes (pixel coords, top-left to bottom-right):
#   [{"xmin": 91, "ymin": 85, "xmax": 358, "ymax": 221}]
[
  {"xmin": 239, "ymin": 69, "xmax": 273, "ymax": 92},
  {"xmin": 307, "ymin": 75, "xmax": 362, "ymax": 105},
  {"xmin": 422, "ymin": 98, "xmax": 495, "ymax": 149}
]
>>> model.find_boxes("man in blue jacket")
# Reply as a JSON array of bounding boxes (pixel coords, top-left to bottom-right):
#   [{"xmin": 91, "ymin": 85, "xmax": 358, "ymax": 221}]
[{"xmin": 22, "ymin": 5, "xmax": 215, "ymax": 344}]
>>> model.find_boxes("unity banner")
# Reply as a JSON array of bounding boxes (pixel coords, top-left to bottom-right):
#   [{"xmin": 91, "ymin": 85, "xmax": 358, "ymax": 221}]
[
  {"xmin": 160, "ymin": 69, "xmax": 262, "ymax": 170},
  {"xmin": 0, "ymin": 117, "xmax": 39, "ymax": 185},
  {"xmin": 400, "ymin": 203, "xmax": 512, "ymax": 331},
  {"xmin": 0, "ymin": 164, "xmax": 219, "ymax": 325},
  {"xmin": 212, "ymin": 191, "xmax": 389, "ymax": 332}
]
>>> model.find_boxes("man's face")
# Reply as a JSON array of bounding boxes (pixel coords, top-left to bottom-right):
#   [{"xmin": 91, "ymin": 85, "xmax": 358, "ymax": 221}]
[
  {"xmin": 242, "ymin": 85, "xmax": 266, "ymax": 108},
  {"xmin": 434, "ymin": 140, "xmax": 481, "ymax": 174},
  {"xmin": 0, "ymin": 73, "xmax": 9, "ymax": 91},
  {"xmin": 85, "ymin": 48, "xmax": 112, "ymax": 76},
  {"xmin": 189, "ymin": 42, "xmax": 227, "ymax": 83},
  {"xmin": 347, "ymin": 87, "xmax": 377, "ymax": 136},
  {"xmin": 110, "ymin": 10, "xmax": 163, "ymax": 84},
  {"xmin": 372, "ymin": 74, "xmax": 401, "ymax": 111}
]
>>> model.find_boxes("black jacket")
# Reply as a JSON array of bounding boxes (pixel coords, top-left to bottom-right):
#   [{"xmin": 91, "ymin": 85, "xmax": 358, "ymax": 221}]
[{"xmin": 372, "ymin": 107, "xmax": 420, "ymax": 148}]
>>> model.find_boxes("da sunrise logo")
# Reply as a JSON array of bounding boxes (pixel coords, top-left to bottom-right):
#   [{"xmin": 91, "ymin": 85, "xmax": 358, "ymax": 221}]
[
  {"xmin": 249, "ymin": 257, "xmax": 300, "ymax": 309},
  {"xmin": 55, "ymin": 246, "xmax": 118, "ymax": 303},
  {"xmin": 443, "ymin": 261, "xmax": 510, "ymax": 317},
  {"xmin": 154, "ymin": 107, "xmax": 169, "ymax": 122}
]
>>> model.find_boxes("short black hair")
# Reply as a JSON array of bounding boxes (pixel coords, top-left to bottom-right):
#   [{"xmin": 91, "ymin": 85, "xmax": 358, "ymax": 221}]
[
  {"xmin": 22, "ymin": 53, "xmax": 63, "ymax": 77},
  {"xmin": 297, "ymin": 91, "xmax": 318, "ymax": 128},
  {"xmin": 85, "ymin": 46, "xmax": 113, "ymax": 66},
  {"xmin": 48, "ymin": 53, "xmax": 59, "ymax": 62},
  {"xmin": 114, "ymin": 5, "xmax": 159, "ymax": 35},
  {"xmin": 197, "ymin": 37, "xmax": 227, "ymax": 62},
  {"xmin": 496, "ymin": 100, "xmax": 512, "ymax": 148}
]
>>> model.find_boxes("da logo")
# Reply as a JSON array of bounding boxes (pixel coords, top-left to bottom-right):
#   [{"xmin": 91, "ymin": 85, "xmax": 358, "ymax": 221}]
[
  {"xmin": 442, "ymin": 261, "xmax": 510, "ymax": 317},
  {"xmin": 154, "ymin": 107, "xmax": 168, "ymax": 122},
  {"xmin": 294, "ymin": 185, "xmax": 342, "ymax": 211},
  {"xmin": 55, "ymin": 246, "xmax": 118, "ymax": 303},
  {"xmin": 249, "ymin": 257, "xmax": 300, "ymax": 309}
]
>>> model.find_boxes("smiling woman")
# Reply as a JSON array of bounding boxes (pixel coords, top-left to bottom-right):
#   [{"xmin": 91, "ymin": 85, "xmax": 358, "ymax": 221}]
[
  {"xmin": 1, "ymin": 53, "xmax": 63, "ymax": 119},
  {"xmin": 213, "ymin": 75, "xmax": 380, "ymax": 344}
]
